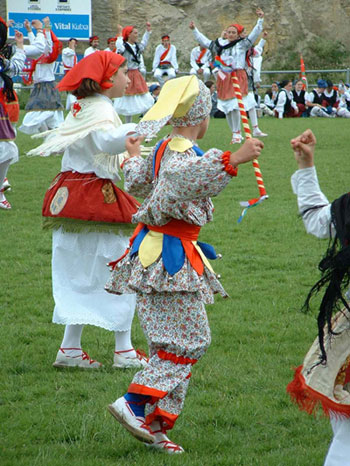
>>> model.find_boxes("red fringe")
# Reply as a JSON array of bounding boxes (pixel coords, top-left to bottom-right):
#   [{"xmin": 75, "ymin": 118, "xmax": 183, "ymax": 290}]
[{"xmin": 287, "ymin": 365, "xmax": 350, "ymax": 418}]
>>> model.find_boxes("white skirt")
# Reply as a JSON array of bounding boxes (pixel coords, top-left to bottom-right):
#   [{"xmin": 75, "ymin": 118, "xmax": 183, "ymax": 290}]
[
  {"xmin": 217, "ymin": 92, "xmax": 256, "ymax": 114},
  {"xmin": 52, "ymin": 227, "xmax": 136, "ymax": 331},
  {"xmin": 0, "ymin": 141, "xmax": 19, "ymax": 165},
  {"xmin": 19, "ymin": 110, "xmax": 64, "ymax": 135},
  {"xmin": 113, "ymin": 93, "xmax": 154, "ymax": 116}
]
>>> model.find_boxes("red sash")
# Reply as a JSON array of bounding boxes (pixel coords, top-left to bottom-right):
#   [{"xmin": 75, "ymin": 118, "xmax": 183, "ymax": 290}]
[
  {"xmin": 160, "ymin": 45, "xmax": 170, "ymax": 64},
  {"xmin": 63, "ymin": 54, "xmax": 77, "ymax": 72},
  {"xmin": 196, "ymin": 48, "xmax": 207, "ymax": 64},
  {"xmin": 22, "ymin": 30, "xmax": 62, "ymax": 85}
]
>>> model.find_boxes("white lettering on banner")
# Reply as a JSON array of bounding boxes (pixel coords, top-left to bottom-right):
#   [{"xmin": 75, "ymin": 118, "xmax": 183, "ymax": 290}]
[
  {"xmin": 54, "ymin": 22, "xmax": 71, "ymax": 30},
  {"xmin": 72, "ymin": 24, "xmax": 89, "ymax": 30}
]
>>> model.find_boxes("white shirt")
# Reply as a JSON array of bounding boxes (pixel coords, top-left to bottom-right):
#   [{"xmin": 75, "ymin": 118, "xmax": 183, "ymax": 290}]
[
  {"xmin": 84, "ymin": 46, "xmax": 99, "ymax": 57},
  {"xmin": 275, "ymin": 89, "xmax": 298, "ymax": 118},
  {"xmin": 291, "ymin": 166, "xmax": 333, "ymax": 239},
  {"xmin": 62, "ymin": 47, "xmax": 77, "ymax": 72},
  {"xmin": 27, "ymin": 30, "xmax": 55, "ymax": 83},
  {"xmin": 61, "ymin": 95, "xmax": 137, "ymax": 181},
  {"xmin": 306, "ymin": 90, "xmax": 323, "ymax": 104},
  {"xmin": 264, "ymin": 91, "xmax": 277, "ymax": 108},
  {"xmin": 23, "ymin": 31, "xmax": 46, "ymax": 59},
  {"xmin": 116, "ymin": 31, "xmax": 151, "ymax": 70},
  {"xmin": 0, "ymin": 47, "xmax": 26, "ymax": 90},
  {"xmin": 252, "ymin": 38, "xmax": 265, "ymax": 83},
  {"xmin": 193, "ymin": 18, "xmax": 263, "ymax": 70},
  {"xmin": 190, "ymin": 46, "xmax": 212, "ymax": 70},
  {"xmin": 152, "ymin": 44, "xmax": 178, "ymax": 72}
]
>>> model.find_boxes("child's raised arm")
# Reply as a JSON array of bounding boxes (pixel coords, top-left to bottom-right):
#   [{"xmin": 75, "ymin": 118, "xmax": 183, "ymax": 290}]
[{"xmin": 290, "ymin": 129, "xmax": 316, "ymax": 169}]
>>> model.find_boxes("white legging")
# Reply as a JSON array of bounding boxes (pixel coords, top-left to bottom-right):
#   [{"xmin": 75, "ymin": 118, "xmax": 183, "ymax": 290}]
[
  {"xmin": 60, "ymin": 324, "xmax": 133, "ymax": 352},
  {"xmin": 225, "ymin": 110, "xmax": 240, "ymax": 132},
  {"xmin": 0, "ymin": 160, "xmax": 10, "ymax": 201}
]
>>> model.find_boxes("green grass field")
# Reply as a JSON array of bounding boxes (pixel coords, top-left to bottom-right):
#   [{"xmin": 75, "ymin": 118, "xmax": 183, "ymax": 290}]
[{"xmin": 1, "ymin": 113, "xmax": 349, "ymax": 466}]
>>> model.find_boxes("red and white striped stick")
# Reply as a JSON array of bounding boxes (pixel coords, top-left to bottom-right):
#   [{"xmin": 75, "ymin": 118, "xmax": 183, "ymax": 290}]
[{"xmin": 231, "ymin": 72, "xmax": 267, "ymax": 201}]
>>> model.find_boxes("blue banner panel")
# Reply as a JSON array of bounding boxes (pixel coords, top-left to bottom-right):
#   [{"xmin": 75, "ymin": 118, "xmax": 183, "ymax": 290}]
[{"xmin": 8, "ymin": 12, "xmax": 91, "ymax": 40}]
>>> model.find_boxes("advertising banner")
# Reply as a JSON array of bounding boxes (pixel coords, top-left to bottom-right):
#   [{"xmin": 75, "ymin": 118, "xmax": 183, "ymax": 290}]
[{"xmin": 7, "ymin": 0, "xmax": 92, "ymax": 41}]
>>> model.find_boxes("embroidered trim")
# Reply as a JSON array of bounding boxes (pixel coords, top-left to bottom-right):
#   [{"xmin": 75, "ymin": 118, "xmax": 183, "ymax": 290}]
[
  {"xmin": 221, "ymin": 151, "xmax": 238, "ymax": 177},
  {"xmin": 157, "ymin": 349, "xmax": 198, "ymax": 365}
]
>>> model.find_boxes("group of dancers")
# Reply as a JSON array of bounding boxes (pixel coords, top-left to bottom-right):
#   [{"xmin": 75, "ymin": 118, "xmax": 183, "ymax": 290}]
[
  {"xmin": 1, "ymin": 10, "xmax": 350, "ymax": 463},
  {"xmin": 264, "ymin": 78, "xmax": 350, "ymax": 119}
]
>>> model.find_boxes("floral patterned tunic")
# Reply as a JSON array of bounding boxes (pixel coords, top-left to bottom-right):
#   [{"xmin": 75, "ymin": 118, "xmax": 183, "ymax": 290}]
[{"xmin": 106, "ymin": 136, "xmax": 235, "ymax": 303}]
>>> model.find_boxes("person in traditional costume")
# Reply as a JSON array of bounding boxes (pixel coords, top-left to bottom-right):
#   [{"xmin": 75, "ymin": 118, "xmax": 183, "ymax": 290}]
[
  {"xmin": 27, "ymin": 51, "xmax": 148, "ymax": 370},
  {"xmin": 0, "ymin": 20, "xmax": 26, "ymax": 210},
  {"xmin": 189, "ymin": 44, "xmax": 212, "ymax": 82},
  {"xmin": 292, "ymin": 79, "xmax": 307, "ymax": 117},
  {"xmin": 84, "ymin": 35, "xmax": 99, "ymax": 57},
  {"xmin": 306, "ymin": 79, "xmax": 333, "ymax": 118},
  {"xmin": 19, "ymin": 16, "xmax": 64, "ymax": 135},
  {"xmin": 274, "ymin": 80, "xmax": 299, "ymax": 118},
  {"xmin": 114, "ymin": 23, "xmax": 154, "ymax": 123},
  {"xmin": 105, "ymin": 37, "xmax": 117, "ymax": 52},
  {"xmin": 62, "ymin": 38, "xmax": 78, "ymax": 110},
  {"xmin": 0, "ymin": 18, "xmax": 45, "ymax": 201},
  {"xmin": 264, "ymin": 81, "xmax": 278, "ymax": 111},
  {"xmin": 152, "ymin": 35, "xmax": 178, "ymax": 87},
  {"xmin": 190, "ymin": 8, "xmax": 264, "ymax": 144},
  {"xmin": 287, "ymin": 129, "xmax": 350, "ymax": 466},
  {"xmin": 243, "ymin": 34, "xmax": 268, "ymax": 136},
  {"xmin": 105, "ymin": 75, "xmax": 264, "ymax": 453}
]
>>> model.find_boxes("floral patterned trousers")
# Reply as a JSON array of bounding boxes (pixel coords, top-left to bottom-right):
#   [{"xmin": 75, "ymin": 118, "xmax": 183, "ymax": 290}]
[{"xmin": 128, "ymin": 291, "xmax": 211, "ymax": 430}]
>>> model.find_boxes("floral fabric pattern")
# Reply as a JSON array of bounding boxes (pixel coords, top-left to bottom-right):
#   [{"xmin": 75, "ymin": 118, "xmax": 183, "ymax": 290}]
[{"xmin": 131, "ymin": 292, "xmax": 211, "ymax": 427}]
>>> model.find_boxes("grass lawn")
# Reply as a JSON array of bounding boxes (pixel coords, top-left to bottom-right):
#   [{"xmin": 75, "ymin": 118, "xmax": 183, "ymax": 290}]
[{"xmin": 1, "ymin": 112, "xmax": 349, "ymax": 466}]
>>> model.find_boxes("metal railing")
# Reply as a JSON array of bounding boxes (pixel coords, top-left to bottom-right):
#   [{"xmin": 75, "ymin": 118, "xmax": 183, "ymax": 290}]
[{"xmin": 14, "ymin": 67, "xmax": 350, "ymax": 91}]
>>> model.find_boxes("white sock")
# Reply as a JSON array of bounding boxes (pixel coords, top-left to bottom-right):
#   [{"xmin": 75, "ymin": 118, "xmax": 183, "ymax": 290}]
[
  {"xmin": 114, "ymin": 330, "xmax": 136, "ymax": 357},
  {"xmin": 248, "ymin": 108, "xmax": 258, "ymax": 128},
  {"xmin": 59, "ymin": 324, "xmax": 84, "ymax": 356}
]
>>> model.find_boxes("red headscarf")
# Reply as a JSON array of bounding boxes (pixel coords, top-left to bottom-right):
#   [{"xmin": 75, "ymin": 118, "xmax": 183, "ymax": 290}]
[
  {"xmin": 122, "ymin": 26, "xmax": 134, "ymax": 41},
  {"xmin": 57, "ymin": 51, "xmax": 126, "ymax": 92},
  {"xmin": 228, "ymin": 23, "xmax": 244, "ymax": 35}
]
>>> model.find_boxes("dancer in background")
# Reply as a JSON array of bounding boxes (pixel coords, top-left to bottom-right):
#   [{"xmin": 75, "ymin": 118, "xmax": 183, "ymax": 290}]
[
  {"xmin": 0, "ymin": 18, "xmax": 46, "ymax": 196},
  {"xmin": 190, "ymin": 8, "xmax": 264, "ymax": 143},
  {"xmin": 114, "ymin": 23, "xmax": 154, "ymax": 123},
  {"xmin": 19, "ymin": 16, "xmax": 64, "ymax": 135},
  {"xmin": 27, "ymin": 52, "xmax": 148, "ymax": 370},
  {"xmin": 0, "ymin": 20, "xmax": 25, "ymax": 210},
  {"xmin": 152, "ymin": 34, "xmax": 178, "ymax": 87},
  {"xmin": 189, "ymin": 44, "xmax": 212, "ymax": 82},
  {"xmin": 106, "ymin": 75, "xmax": 264, "ymax": 453},
  {"xmin": 274, "ymin": 80, "xmax": 299, "ymax": 118},
  {"xmin": 84, "ymin": 35, "xmax": 99, "ymax": 57},
  {"xmin": 105, "ymin": 37, "xmax": 117, "ymax": 52},
  {"xmin": 287, "ymin": 129, "xmax": 350, "ymax": 466},
  {"xmin": 62, "ymin": 37, "xmax": 78, "ymax": 110},
  {"xmin": 292, "ymin": 80, "xmax": 307, "ymax": 117}
]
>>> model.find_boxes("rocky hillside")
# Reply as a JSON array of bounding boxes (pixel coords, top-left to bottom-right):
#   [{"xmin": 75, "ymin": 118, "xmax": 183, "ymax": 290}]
[{"xmin": 2, "ymin": 0, "xmax": 350, "ymax": 78}]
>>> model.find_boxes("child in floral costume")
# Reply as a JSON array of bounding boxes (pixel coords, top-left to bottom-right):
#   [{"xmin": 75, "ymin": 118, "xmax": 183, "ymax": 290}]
[{"xmin": 106, "ymin": 76, "xmax": 264, "ymax": 453}]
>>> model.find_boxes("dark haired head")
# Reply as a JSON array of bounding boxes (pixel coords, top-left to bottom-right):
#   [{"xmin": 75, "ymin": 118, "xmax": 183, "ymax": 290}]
[
  {"xmin": 72, "ymin": 78, "xmax": 101, "ymax": 98},
  {"xmin": 205, "ymin": 80, "xmax": 214, "ymax": 89}
]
